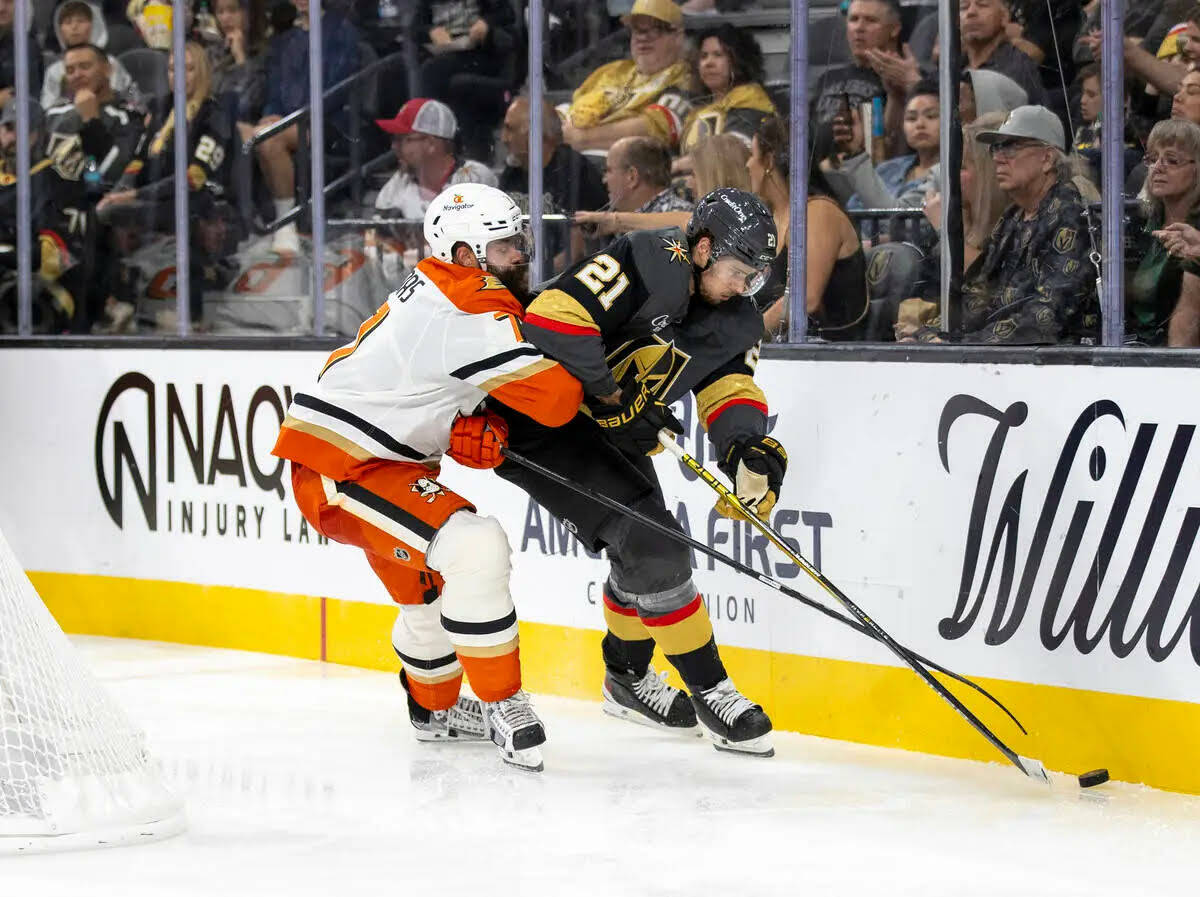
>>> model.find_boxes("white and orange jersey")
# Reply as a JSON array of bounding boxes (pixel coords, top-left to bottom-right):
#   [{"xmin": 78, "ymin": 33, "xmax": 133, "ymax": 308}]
[{"xmin": 273, "ymin": 257, "xmax": 583, "ymax": 482}]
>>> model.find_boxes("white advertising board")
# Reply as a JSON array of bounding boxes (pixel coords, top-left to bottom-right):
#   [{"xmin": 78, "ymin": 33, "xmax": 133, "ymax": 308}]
[{"xmin": 1, "ymin": 349, "xmax": 1197, "ymax": 708}]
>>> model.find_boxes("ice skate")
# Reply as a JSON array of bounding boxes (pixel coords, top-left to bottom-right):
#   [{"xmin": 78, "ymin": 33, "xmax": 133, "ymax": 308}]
[
  {"xmin": 400, "ymin": 671, "xmax": 486, "ymax": 742},
  {"xmin": 690, "ymin": 678, "xmax": 774, "ymax": 757},
  {"xmin": 602, "ymin": 668, "xmax": 699, "ymax": 732},
  {"xmin": 482, "ymin": 691, "xmax": 546, "ymax": 772}
]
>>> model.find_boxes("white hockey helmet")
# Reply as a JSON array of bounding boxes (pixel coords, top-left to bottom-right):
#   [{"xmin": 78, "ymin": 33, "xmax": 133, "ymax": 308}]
[{"xmin": 423, "ymin": 183, "xmax": 527, "ymax": 269}]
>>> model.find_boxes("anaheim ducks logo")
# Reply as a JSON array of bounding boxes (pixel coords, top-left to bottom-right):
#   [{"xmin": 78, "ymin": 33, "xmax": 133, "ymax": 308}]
[
  {"xmin": 453, "ymin": 194, "xmax": 464, "ymax": 203},
  {"xmin": 410, "ymin": 477, "xmax": 445, "ymax": 503},
  {"xmin": 662, "ymin": 237, "xmax": 689, "ymax": 265},
  {"xmin": 607, "ymin": 335, "xmax": 691, "ymax": 401}
]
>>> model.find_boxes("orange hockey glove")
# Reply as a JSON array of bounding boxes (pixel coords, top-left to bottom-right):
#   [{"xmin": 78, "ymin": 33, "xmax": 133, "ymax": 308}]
[{"xmin": 447, "ymin": 411, "xmax": 510, "ymax": 469}]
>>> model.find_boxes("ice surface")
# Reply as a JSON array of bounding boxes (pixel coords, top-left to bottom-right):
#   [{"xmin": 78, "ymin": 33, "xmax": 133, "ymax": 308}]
[{"xmin": 5, "ymin": 637, "xmax": 1199, "ymax": 896}]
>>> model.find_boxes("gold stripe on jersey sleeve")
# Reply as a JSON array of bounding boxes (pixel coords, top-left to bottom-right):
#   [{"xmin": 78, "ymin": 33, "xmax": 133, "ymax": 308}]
[
  {"xmin": 695, "ymin": 374, "xmax": 766, "ymax": 426},
  {"xmin": 281, "ymin": 415, "xmax": 376, "ymax": 461},
  {"xmin": 476, "ymin": 357, "xmax": 558, "ymax": 394},
  {"xmin": 525, "ymin": 288, "xmax": 600, "ymax": 332}
]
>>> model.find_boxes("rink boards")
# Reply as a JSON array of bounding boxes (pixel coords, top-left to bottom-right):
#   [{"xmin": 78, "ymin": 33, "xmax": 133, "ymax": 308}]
[{"xmin": 2, "ymin": 347, "xmax": 1199, "ymax": 792}]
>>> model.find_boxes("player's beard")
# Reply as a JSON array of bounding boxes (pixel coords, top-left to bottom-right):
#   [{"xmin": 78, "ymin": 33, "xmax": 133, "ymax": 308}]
[{"xmin": 492, "ymin": 261, "xmax": 531, "ymax": 304}]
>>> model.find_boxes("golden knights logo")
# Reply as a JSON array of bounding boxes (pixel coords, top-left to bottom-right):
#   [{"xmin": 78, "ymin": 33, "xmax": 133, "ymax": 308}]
[
  {"xmin": 662, "ymin": 237, "xmax": 689, "ymax": 265},
  {"xmin": 866, "ymin": 246, "xmax": 892, "ymax": 287},
  {"xmin": 46, "ymin": 132, "xmax": 86, "ymax": 181},
  {"xmin": 1052, "ymin": 227, "xmax": 1077, "ymax": 254},
  {"xmin": 607, "ymin": 335, "xmax": 691, "ymax": 401}
]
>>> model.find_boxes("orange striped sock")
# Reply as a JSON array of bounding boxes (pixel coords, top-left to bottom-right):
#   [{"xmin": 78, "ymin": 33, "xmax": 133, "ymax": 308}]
[
  {"xmin": 455, "ymin": 639, "xmax": 522, "ymax": 703},
  {"xmin": 403, "ymin": 668, "xmax": 464, "ymax": 711}
]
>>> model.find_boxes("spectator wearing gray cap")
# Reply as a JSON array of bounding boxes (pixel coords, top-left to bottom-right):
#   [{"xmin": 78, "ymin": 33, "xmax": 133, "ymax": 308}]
[{"xmin": 946, "ymin": 105, "xmax": 1099, "ymax": 345}]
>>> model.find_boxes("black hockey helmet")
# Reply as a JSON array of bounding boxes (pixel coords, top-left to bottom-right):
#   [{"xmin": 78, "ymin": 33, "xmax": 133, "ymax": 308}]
[{"xmin": 686, "ymin": 187, "xmax": 778, "ymax": 273}]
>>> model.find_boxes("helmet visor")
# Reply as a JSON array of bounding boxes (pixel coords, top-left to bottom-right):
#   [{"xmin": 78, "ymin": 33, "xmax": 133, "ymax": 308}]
[
  {"xmin": 486, "ymin": 226, "xmax": 533, "ymax": 265},
  {"xmin": 711, "ymin": 255, "xmax": 770, "ymax": 297}
]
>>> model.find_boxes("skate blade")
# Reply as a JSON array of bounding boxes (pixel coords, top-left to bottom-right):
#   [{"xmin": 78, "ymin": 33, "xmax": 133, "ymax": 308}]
[
  {"xmin": 413, "ymin": 729, "xmax": 487, "ymax": 743},
  {"xmin": 500, "ymin": 746, "xmax": 544, "ymax": 773},
  {"xmin": 601, "ymin": 695, "xmax": 701, "ymax": 735},
  {"xmin": 702, "ymin": 729, "xmax": 774, "ymax": 757}
]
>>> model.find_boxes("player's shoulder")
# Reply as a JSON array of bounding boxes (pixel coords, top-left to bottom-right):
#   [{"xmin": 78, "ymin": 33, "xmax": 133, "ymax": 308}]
[
  {"xmin": 415, "ymin": 257, "xmax": 523, "ymax": 316},
  {"xmin": 625, "ymin": 227, "xmax": 693, "ymax": 292}
]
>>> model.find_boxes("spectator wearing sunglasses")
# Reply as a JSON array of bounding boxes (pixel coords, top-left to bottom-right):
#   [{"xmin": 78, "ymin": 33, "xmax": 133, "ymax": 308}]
[{"xmin": 952, "ymin": 105, "xmax": 1098, "ymax": 344}]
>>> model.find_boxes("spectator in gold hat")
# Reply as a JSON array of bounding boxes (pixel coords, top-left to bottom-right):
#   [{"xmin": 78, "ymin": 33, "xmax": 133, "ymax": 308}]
[{"xmin": 561, "ymin": 0, "xmax": 692, "ymax": 153}]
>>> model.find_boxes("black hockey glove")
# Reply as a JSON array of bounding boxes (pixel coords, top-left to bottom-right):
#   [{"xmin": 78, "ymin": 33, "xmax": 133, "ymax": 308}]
[
  {"xmin": 716, "ymin": 435, "xmax": 787, "ymax": 521},
  {"xmin": 591, "ymin": 373, "xmax": 683, "ymax": 456}
]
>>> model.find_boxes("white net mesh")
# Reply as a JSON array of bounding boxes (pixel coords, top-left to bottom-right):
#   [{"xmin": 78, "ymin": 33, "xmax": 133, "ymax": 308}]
[{"xmin": 0, "ymin": 526, "xmax": 183, "ymax": 852}]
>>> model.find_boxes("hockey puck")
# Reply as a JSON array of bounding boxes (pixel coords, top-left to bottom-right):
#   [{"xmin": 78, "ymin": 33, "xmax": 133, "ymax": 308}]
[{"xmin": 1078, "ymin": 768, "xmax": 1109, "ymax": 788}]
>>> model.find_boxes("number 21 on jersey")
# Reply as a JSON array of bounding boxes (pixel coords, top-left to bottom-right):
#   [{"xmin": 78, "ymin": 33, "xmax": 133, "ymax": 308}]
[{"xmin": 575, "ymin": 254, "xmax": 629, "ymax": 310}]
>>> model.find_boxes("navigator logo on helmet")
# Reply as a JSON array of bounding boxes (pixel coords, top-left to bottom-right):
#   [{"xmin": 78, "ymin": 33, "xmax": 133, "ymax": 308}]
[
  {"xmin": 685, "ymin": 187, "xmax": 778, "ymax": 300},
  {"xmin": 424, "ymin": 183, "xmax": 530, "ymax": 272}
]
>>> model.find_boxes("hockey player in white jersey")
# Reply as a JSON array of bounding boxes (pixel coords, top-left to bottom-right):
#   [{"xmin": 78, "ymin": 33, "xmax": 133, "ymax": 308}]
[{"xmin": 272, "ymin": 184, "xmax": 583, "ymax": 771}]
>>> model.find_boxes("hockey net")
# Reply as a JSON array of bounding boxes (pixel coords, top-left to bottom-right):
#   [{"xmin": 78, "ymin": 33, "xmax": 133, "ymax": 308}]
[{"xmin": 0, "ymin": 526, "xmax": 184, "ymax": 853}]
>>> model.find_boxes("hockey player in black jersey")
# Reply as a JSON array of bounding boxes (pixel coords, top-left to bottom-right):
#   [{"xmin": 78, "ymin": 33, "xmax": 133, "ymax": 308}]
[{"xmin": 495, "ymin": 188, "xmax": 787, "ymax": 756}]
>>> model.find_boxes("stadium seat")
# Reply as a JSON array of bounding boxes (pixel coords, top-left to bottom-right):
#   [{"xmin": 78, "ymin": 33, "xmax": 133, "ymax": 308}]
[{"xmin": 863, "ymin": 241, "xmax": 925, "ymax": 342}]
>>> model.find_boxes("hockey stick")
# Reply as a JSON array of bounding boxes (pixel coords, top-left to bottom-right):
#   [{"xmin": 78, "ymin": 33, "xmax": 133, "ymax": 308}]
[
  {"xmin": 499, "ymin": 446, "xmax": 1026, "ymax": 734},
  {"xmin": 656, "ymin": 434, "xmax": 1050, "ymax": 784}
]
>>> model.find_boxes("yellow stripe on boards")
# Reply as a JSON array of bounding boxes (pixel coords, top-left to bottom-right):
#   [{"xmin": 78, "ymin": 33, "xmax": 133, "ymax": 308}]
[
  {"xmin": 31, "ymin": 572, "xmax": 321, "ymax": 659},
  {"xmin": 25, "ymin": 571, "xmax": 1200, "ymax": 794}
]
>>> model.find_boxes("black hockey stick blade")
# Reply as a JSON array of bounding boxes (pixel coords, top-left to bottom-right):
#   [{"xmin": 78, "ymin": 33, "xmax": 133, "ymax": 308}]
[{"xmin": 656, "ymin": 434, "xmax": 1048, "ymax": 783}]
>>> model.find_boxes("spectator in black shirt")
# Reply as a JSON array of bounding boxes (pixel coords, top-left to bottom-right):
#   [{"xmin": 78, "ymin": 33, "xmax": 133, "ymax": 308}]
[
  {"xmin": 415, "ymin": 0, "xmax": 519, "ymax": 162},
  {"xmin": 212, "ymin": 0, "xmax": 265, "ymax": 126},
  {"xmin": 499, "ymin": 95, "xmax": 606, "ymax": 216},
  {"xmin": 1004, "ymin": 0, "xmax": 1083, "ymax": 73},
  {"xmin": 811, "ymin": 0, "xmax": 901, "ymax": 159},
  {"xmin": 498, "ymin": 95, "xmax": 606, "ymax": 268},
  {"xmin": 0, "ymin": 98, "xmax": 91, "ymax": 331},
  {"xmin": 960, "ymin": 0, "xmax": 1044, "ymax": 107},
  {"xmin": 44, "ymin": 44, "xmax": 143, "ymax": 189}
]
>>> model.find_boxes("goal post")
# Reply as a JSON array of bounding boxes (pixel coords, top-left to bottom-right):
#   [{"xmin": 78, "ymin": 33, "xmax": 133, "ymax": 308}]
[{"xmin": 0, "ymin": 526, "xmax": 184, "ymax": 853}]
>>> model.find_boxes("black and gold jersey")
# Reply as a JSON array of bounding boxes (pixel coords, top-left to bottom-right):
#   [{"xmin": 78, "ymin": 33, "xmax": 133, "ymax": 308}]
[
  {"xmin": 522, "ymin": 227, "xmax": 769, "ymax": 458},
  {"xmin": 523, "ymin": 227, "xmax": 694, "ymax": 397}
]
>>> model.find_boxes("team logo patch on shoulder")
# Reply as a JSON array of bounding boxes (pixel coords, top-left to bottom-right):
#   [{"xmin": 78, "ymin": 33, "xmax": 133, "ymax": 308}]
[
  {"xmin": 662, "ymin": 237, "xmax": 690, "ymax": 264},
  {"xmin": 411, "ymin": 477, "xmax": 446, "ymax": 503},
  {"xmin": 1052, "ymin": 227, "xmax": 1077, "ymax": 254},
  {"xmin": 478, "ymin": 273, "xmax": 506, "ymax": 291}
]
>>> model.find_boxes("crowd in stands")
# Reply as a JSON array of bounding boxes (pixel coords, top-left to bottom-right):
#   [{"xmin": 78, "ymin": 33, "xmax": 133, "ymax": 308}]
[{"xmin": 0, "ymin": 0, "xmax": 1199, "ymax": 346}]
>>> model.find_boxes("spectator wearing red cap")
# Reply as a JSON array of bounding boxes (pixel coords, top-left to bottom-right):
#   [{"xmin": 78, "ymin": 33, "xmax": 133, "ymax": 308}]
[{"xmin": 373, "ymin": 98, "xmax": 497, "ymax": 219}]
